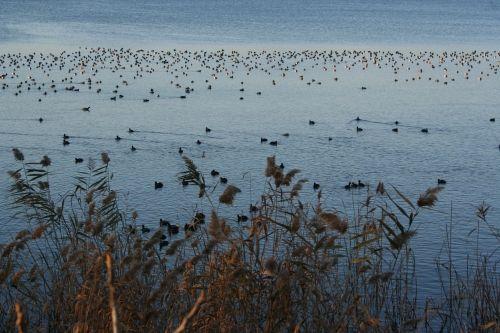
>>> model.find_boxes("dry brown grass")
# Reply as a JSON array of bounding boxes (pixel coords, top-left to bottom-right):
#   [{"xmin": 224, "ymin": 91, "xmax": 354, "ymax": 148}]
[{"xmin": 0, "ymin": 151, "xmax": 498, "ymax": 332}]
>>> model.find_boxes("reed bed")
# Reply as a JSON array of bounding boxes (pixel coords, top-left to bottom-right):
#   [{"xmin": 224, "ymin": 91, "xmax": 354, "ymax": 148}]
[{"xmin": 0, "ymin": 150, "xmax": 498, "ymax": 332}]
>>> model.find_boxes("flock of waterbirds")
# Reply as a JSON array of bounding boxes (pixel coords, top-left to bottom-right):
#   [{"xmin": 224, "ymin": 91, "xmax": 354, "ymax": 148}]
[{"xmin": 1, "ymin": 47, "xmax": 499, "ymax": 238}]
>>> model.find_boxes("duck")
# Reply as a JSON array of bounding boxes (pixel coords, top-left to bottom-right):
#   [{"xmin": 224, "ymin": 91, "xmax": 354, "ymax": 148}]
[
  {"xmin": 160, "ymin": 219, "xmax": 179, "ymax": 235},
  {"xmin": 75, "ymin": 158, "xmax": 84, "ymax": 164},
  {"xmin": 205, "ymin": 126, "xmax": 211, "ymax": 133},
  {"xmin": 260, "ymin": 137, "xmax": 268, "ymax": 143},
  {"xmin": 356, "ymin": 116, "xmax": 361, "ymax": 121},
  {"xmin": 63, "ymin": 139, "xmax": 70, "ymax": 146},
  {"xmin": 211, "ymin": 169, "xmax": 220, "ymax": 177},
  {"xmin": 392, "ymin": 128, "xmax": 398, "ymax": 132},
  {"xmin": 196, "ymin": 139, "xmax": 202, "ymax": 145},
  {"xmin": 178, "ymin": 147, "xmax": 183, "ymax": 154},
  {"xmin": 128, "ymin": 128, "xmax": 135, "ymax": 133},
  {"xmin": 269, "ymin": 141, "xmax": 278, "ymax": 146},
  {"xmin": 141, "ymin": 225, "xmax": 150, "ymax": 234},
  {"xmin": 63, "ymin": 134, "xmax": 70, "ymax": 139},
  {"xmin": 309, "ymin": 120, "xmax": 315, "ymax": 125},
  {"xmin": 81, "ymin": 106, "xmax": 90, "ymax": 111},
  {"xmin": 313, "ymin": 182, "xmax": 320, "ymax": 190},
  {"xmin": 154, "ymin": 181, "xmax": 164, "ymax": 189},
  {"xmin": 143, "ymin": 99, "xmax": 149, "ymax": 103},
  {"xmin": 115, "ymin": 135, "xmax": 122, "ymax": 141},
  {"xmin": 437, "ymin": 178, "xmax": 447, "ymax": 185},
  {"xmin": 220, "ymin": 177, "xmax": 228, "ymax": 184},
  {"xmin": 38, "ymin": 117, "xmax": 43, "ymax": 122},
  {"xmin": 357, "ymin": 180, "xmax": 365, "ymax": 188},
  {"xmin": 237, "ymin": 214, "xmax": 248, "ymax": 222},
  {"xmin": 356, "ymin": 126, "xmax": 363, "ymax": 132},
  {"xmin": 490, "ymin": 118, "xmax": 496, "ymax": 122},
  {"xmin": 421, "ymin": 128, "xmax": 429, "ymax": 133},
  {"xmin": 279, "ymin": 163, "xmax": 285, "ymax": 169},
  {"xmin": 131, "ymin": 145, "xmax": 137, "ymax": 151}
]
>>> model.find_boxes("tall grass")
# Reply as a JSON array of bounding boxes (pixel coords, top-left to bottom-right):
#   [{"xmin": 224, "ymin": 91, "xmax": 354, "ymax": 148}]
[{"xmin": 0, "ymin": 150, "xmax": 498, "ymax": 332}]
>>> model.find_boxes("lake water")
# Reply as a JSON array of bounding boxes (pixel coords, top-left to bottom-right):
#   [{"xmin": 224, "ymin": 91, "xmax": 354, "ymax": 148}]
[{"xmin": 0, "ymin": 0, "xmax": 499, "ymax": 300}]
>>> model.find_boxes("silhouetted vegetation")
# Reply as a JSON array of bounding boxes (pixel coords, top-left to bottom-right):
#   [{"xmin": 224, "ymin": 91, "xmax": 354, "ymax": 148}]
[{"xmin": 0, "ymin": 150, "xmax": 498, "ymax": 332}]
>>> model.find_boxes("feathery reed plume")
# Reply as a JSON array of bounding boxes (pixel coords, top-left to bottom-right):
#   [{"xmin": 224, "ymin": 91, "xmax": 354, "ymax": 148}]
[
  {"xmin": 101, "ymin": 152, "xmax": 110, "ymax": 165},
  {"xmin": 172, "ymin": 291, "xmax": 206, "ymax": 333},
  {"xmin": 40, "ymin": 155, "xmax": 51, "ymax": 167},
  {"xmin": 14, "ymin": 303, "xmax": 24, "ymax": 333},
  {"xmin": 417, "ymin": 187, "xmax": 442, "ymax": 207},
  {"xmin": 283, "ymin": 169, "xmax": 301, "ymax": 186},
  {"xmin": 208, "ymin": 211, "xmax": 230, "ymax": 240},
  {"xmin": 12, "ymin": 148, "xmax": 24, "ymax": 161},
  {"xmin": 178, "ymin": 156, "xmax": 206, "ymax": 198},
  {"xmin": 219, "ymin": 185, "xmax": 241, "ymax": 205},
  {"xmin": 389, "ymin": 230, "xmax": 417, "ymax": 250},
  {"xmin": 290, "ymin": 214, "xmax": 300, "ymax": 233},
  {"xmin": 265, "ymin": 156, "xmax": 277, "ymax": 177},
  {"xmin": 291, "ymin": 179, "xmax": 307, "ymax": 197},
  {"xmin": 105, "ymin": 253, "xmax": 119, "ymax": 333},
  {"xmin": 376, "ymin": 181, "xmax": 385, "ymax": 195},
  {"xmin": 320, "ymin": 212, "xmax": 348, "ymax": 234},
  {"xmin": 263, "ymin": 256, "xmax": 278, "ymax": 276},
  {"xmin": 7, "ymin": 170, "xmax": 21, "ymax": 180},
  {"xmin": 475, "ymin": 202, "xmax": 490, "ymax": 221},
  {"xmin": 31, "ymin": 224, "xmax": 48, "ymax": 239}
]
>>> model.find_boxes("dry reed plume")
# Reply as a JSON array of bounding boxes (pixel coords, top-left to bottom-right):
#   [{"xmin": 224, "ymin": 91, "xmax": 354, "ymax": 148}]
[{"xmin": 0, "ymin": 151, "xmax": 498, "ymax": 332}]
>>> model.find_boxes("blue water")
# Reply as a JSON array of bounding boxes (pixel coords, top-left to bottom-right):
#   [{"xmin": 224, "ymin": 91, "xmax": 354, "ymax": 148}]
[
  {"xmin": 0, "ymin": 0, "xmax": 499, "ymax": 49},
  {"xmin": 0, "ymin": 0, "xmax": 499, "ymax": 303}
]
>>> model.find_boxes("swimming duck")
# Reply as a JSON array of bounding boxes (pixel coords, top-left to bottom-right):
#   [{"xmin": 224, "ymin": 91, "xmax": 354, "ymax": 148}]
[
  {"xmin": 75, "ymin": 158, "xmax": 84, "ymax": 164},
  {"xmin": 154, "ymin": 181, "xmax": 164, "ymax": 189},
  {"xmin": 237, "ymin": 214, "xmax": 248, "ymax": 222}
]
